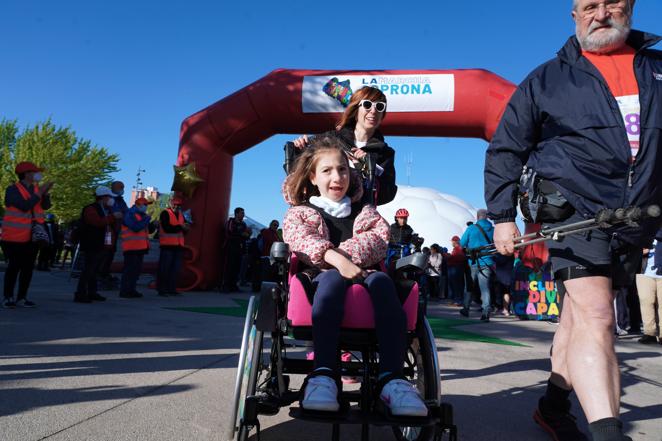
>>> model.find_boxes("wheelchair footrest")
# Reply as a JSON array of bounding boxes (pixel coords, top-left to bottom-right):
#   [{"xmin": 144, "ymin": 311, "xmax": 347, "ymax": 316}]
[
  {"xmin": 289, "ymin": 406, "xmax": 438, "ymax": 428},
  {"xmin": 431, "ymin": 402, "xmax": 458, "ymax": 441}
]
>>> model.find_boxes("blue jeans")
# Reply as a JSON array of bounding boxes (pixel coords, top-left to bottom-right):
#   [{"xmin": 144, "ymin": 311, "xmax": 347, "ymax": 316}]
[
  {"xmin": 463, "ymin": 265, "xmax": 492, "ymax": 316},
  {"xmin": 447, "ymin": 266, "xmax": 465, "ymax": 303},
  {"xmin": 311, "ymin": 270, "xmax": 407, "ymax": 375}
]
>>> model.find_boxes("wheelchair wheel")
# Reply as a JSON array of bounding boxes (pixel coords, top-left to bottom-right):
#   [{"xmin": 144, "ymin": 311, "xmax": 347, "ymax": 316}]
[
  {"xmin": 392, "ymin": 316, "xmax": 440, "ymax": 441},
  {"xmin": 226, "ymin": 296, "xmax": 265, "ymax": 441}
]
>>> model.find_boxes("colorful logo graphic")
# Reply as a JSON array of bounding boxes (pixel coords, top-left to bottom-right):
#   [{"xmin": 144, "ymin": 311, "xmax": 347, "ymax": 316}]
[{"xmin": 322, "ymin": 77, "xmax": 353, "ymax": 107}]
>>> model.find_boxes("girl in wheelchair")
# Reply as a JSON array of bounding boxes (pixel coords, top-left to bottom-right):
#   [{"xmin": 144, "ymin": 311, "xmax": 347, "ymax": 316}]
[{"xmin": 282, "ymin": 135, "xmax": 428, "ymax": 417}]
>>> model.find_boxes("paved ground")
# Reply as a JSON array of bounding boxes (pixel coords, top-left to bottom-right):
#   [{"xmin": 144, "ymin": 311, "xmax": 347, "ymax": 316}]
[{"xmin": 1, "ymin": 267, "xmax": 661, "ymax": 441}]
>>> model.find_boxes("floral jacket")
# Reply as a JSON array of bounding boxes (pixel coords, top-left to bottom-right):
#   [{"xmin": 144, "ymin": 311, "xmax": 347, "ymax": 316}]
[{"xmin": 282, "ymin": 172, "xmax": 390, "ymax": 269}]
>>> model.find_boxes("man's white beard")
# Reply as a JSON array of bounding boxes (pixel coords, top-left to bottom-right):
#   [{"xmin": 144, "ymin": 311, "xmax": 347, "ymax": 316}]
[{"xmin": 577, "ymin": 16, "xmax": 631, "ymax": 54}]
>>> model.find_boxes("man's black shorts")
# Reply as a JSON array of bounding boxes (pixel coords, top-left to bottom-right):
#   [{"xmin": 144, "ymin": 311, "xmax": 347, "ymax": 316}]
[{"xmin": 544, "ymin": 213, "xmax": 641, "ymax": 286}]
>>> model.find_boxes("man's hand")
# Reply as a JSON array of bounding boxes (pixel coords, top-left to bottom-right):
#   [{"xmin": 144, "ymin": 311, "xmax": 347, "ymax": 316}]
[
  {"xmin": 112, "ymin": 212, "xmax": 123, "ymax": 219},
  {"xmin": 293, "ymin": 135, "xmax": 309, "ymax": 149},
  {"xmin": 494, "ymin": 222, "xmax": 520, "ymax": 255}
]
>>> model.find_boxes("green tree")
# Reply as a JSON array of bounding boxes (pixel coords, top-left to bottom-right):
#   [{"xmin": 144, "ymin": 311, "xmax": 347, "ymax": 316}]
[
  {"xmin": 0, "ymin": 119, "xmax": 120, "ymax": 221},
  {"xmin": 146, "ymin": 193, "xmax": 170, "ymax": 221}
]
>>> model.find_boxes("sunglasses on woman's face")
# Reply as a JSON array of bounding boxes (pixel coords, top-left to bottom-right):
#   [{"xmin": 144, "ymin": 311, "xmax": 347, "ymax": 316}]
[{"xmin": 359, "ymin": 99, "xmax": 387, "ymax": 112}]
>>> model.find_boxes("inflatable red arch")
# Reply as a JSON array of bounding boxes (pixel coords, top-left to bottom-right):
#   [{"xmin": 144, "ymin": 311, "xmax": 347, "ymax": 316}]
[{"xmin": 176, "ymin": 68, "xmax": 521, "ymax": 290}]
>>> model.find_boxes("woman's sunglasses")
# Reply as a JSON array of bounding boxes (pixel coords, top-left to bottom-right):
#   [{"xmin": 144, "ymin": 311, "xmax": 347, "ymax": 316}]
[{"xmin": 359, "ymin": 99, "xmax": 387, "ymax": 112}]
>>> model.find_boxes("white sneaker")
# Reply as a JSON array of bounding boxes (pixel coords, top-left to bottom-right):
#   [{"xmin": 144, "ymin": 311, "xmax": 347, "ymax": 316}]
[
  {"xmin": 380, "ymin": 379, "xmax": 428, "ymax": 417},
  {"xmin": 301, "ymin": 375, "xmax": 339, "ymax": 412}
]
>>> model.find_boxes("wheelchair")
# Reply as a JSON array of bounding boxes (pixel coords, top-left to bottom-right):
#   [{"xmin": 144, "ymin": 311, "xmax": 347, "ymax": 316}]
[
  {"xmin": 226, "ymin": 241, "xmax": 457, "ymax": 441},
  {"xmin": 386, "ymin": 241, "xmax": 430, "ymax": 317}
]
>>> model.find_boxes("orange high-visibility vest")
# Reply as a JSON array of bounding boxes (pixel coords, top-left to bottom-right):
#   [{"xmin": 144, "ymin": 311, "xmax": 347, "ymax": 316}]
[
  {"xmin": 120, "ymin": 212, "xmax": 150, "ymax": 252},
  {"xmin": 1, "ymin": 182, "xmax": 45, "ymax": 243},
  {"xmin": 159, "ymin": 209, "xmax": 185, "ymax": 247}
]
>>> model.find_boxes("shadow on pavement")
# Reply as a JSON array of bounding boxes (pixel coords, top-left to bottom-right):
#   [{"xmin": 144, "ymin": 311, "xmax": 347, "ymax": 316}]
[{"xmin": 0, "ymin": 384, "xmax": 194, "ymax": 417}]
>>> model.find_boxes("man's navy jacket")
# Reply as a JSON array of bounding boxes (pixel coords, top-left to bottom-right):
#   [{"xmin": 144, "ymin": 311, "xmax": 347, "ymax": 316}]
[{"xmin": 485, "ymin": 30, "xmax": 662, "ymax": 246}]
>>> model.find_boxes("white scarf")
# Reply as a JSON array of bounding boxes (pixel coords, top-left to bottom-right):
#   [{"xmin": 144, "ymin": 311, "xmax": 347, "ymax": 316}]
[{"xmin": 309, "ymin": 195, "xmax": 351, "ymax": 218}]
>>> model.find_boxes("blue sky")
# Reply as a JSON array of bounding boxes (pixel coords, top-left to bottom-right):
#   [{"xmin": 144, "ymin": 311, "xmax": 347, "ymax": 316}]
[{"xmin": 2, "ymin": 1, "xmax": 661, "ymax": 225}]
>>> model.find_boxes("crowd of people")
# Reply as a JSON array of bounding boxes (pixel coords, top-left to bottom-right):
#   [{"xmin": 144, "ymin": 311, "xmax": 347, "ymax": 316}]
[
  {"xmin": 216, "ymin": 206, "xmax": 284, "ymax": 293},
  {"xmin": 1, "ymin": 170, "xmax": 190, "ymax": 307}
]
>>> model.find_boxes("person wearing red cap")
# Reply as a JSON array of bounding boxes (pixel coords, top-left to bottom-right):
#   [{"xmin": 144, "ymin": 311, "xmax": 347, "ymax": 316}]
[
  {"xmin": 157, "ymin": 195, "xmax": 189, "ymax": 296},
  {"xmin": 2, "ymin": 162, "xmax": 53, "ymax": 308},
  {"xmin": 446, "ymin": 235, "xmax": 467, "ymax": 307},
  {"xmin": 389, "ymin": 209, "xmax": 414, "ymax": 246},
  {"xmin": 119, "ymin": 197, "xmax": 156, "ymax": 298}
]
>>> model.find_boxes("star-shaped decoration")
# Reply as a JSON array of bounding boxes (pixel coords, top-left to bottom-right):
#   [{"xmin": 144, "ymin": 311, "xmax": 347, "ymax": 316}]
[{"xmin": 171, "ymin": 162, "xmax": 204, "ymax": 198}]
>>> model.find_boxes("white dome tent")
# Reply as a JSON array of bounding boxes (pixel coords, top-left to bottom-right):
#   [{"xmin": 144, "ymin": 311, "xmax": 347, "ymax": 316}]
[{"xmin": 377, "ymin": 185, "xmax": 477, "ymax": 250}]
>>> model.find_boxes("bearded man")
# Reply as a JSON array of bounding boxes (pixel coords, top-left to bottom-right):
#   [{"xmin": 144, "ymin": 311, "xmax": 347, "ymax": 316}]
[{"xmin": 484, "ymin": 1, "xmax": 661, "ymax": 440}]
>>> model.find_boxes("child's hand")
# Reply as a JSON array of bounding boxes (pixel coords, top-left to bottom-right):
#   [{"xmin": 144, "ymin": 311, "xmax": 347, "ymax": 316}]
[
  {"xmin": 336, "ymin": 259, "xmax": 364, "ymax": 280},
  {"xmin": 324, "ymin": 248, "xmax": 366, "ymax": 280}
]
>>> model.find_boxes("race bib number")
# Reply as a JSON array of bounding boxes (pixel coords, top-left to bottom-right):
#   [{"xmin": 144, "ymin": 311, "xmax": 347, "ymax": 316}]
[{"xmin": 615, "ymin": 94, "xmax": 640, "ymax": 161}]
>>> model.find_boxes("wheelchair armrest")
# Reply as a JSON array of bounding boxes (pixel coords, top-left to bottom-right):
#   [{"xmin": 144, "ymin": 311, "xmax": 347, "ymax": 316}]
[
  {"xmin": 270, "ymin": 242, "xmax": 290, "ymax": 264},
  {"xmin": 395, "ymin": 252, "xmax": 428, "ymax": 273}
]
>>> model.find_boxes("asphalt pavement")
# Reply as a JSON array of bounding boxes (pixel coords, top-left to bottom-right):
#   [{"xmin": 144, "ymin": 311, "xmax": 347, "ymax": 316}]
[{"xmin": 1, "ymin": 267, "xmax": 661, "ymax": 441}]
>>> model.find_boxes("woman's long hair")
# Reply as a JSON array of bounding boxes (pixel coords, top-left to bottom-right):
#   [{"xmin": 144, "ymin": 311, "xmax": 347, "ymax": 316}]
[
  {"xmin": 285, "ymin": 136, "xmax": 350, "ymax": 206},
  {"xmin": 336, "ymin": 86, "xmax": 387, "ymax": 130}
]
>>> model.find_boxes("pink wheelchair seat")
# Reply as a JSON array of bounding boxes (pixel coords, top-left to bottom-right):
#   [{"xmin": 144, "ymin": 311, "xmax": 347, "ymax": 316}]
[{"xmin": 286, "ymin": 254, "xmax": 419, "ymax": 331}]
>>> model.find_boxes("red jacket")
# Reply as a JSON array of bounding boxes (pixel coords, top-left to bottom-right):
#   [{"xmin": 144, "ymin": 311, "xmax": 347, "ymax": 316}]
[{"xmin": 446, "ymin": 245, "xmax": 467, "ymax": 267}]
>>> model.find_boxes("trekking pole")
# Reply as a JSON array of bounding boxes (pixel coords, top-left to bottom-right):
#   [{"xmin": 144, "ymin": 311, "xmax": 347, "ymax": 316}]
[
  {"xmin": 68, "ymin": 243, "xmax": 80, "ymax": 281},
  {"xmin": 473, "ymin": 205, "xmax": 660, "ymax": 258}
]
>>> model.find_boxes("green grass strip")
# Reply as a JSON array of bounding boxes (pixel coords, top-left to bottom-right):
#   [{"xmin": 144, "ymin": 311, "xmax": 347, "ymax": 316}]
[
  {"xmin": 167, "ymin": 299, "xmax": 528, "ymax": 346},
  {"xmin": 165, "ymin": 298, "xmax": 250, "ymax": 318},
  {"xmin": 427, "ymin": 317, "xmax": 528, "ymax": 347}
]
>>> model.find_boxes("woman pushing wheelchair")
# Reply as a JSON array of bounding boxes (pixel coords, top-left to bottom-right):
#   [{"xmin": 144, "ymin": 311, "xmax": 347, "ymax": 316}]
[
  {"xmin": 282, "ymin": 135, "xmax": 428, "ymax": 417},
  {"xmin": 292, "ymin": 86, "xmax": 397, "ymax": 207}
]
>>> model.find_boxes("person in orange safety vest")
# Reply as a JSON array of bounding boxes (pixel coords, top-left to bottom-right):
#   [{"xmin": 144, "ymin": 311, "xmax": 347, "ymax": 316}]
[
  {"xmin": 119, "ymin": 197, "xmax": 156, "ymax": 298},
  {"xmin": 2, "ymin": 161, "xmax": 53, "ymax": 309},
  {"xmin": 157, "ymin": 196, "xmax": 189, "ymax": 296}
]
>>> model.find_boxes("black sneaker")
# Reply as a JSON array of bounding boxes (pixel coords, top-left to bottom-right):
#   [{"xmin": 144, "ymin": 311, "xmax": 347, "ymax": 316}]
[
  {"xmin": 16, "ymin": 299, "xmax": 37, "ymax": 308},
  {"xmin": 534, "ymin": 398, "xmax": 588, "ymax": 441},
  {"xmin": 480, "ymin": 314, "xmax": 490, "ymax": 322},
  {"xmin": 3, "ymin": 299, "xmax": 17, "ymax": 309},
  {"xmin": 459, "ymin": 308, "xmax": 469, "ymax": 317},
  {"xmin": 638, "ymin": 335, "xmax": 658, "ymax": 344},
  {"xmin": 90, "ymin": 293, "xmax": 106, "ymax": 301}
]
